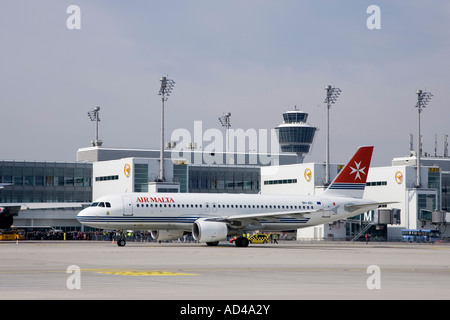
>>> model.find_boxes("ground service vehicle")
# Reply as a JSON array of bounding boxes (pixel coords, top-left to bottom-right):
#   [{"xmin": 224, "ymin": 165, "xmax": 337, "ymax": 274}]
[{"xmin": 248, "ymin": 234, "xmax": 269, "ymax": 244}]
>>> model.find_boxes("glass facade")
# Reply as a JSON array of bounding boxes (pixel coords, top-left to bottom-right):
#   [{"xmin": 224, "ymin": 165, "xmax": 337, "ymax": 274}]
[
  {"xmin": 173, "ymin": 164, "xmax": 188, "ymax": 193},
  {"xmin": 417, "ymin": 193, "xmax": 436, "ymax": 221},
  {"xmin": 427, "ymin": 169, "xmax": 441, "ymax": 210},
  {"xmin": 441, "ymin": 172, "xmax": 450, "ymax": 212},
  {"xmin": 187, "ymin": 165, "xmax": 260, "ymax": 194},
  {"xmin": 134, "ymin": 163, "xmax": 149, "ymax": 192},
  {"xmin": 0, "ymin": 161, "xmax": 92, "ymax": 203},
  {"xmin": 282, "ymin": 111, "xmax": 308, "ymax": 123},
  {"xmin": 276, "ymin": 126, "xmax": 316, "ymax": 153}
]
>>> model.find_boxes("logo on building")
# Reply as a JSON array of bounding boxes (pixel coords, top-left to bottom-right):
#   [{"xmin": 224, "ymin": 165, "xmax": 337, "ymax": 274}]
[
  {"xmin": 124, "ymin": 163, "xmax": 131, "ymax": 177},
  {"xmin": 304, "ymin": 168, "xmax": 312, "ymax": 182},
  {"xmin": 395, "ymin": 171, "xmax": 403, "ymax": 184}
]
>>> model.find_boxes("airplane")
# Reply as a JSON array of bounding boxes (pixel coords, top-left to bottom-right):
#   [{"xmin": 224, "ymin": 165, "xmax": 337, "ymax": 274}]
[{"xmin": 77, "ymin": 146, "xmax": 382, "ymax": 247}]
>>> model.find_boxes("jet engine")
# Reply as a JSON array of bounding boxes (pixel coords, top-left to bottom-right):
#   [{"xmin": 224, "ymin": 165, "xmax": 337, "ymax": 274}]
[
  {"xmin": 192, "ymin": 220, "xmax": 228, "ymax": 243},
  {"xmin": 150, "ymin": 229, "xmax": 184, "ymax": 241},
  {"xmin": 0, "ymin": 206, "xmax": 20, "ymax": 229}
]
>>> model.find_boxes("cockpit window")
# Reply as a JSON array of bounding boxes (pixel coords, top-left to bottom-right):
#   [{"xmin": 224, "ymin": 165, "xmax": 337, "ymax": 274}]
[{"xmin": 90, "ymin": 202, "xmax": 111, "ymax": 208}]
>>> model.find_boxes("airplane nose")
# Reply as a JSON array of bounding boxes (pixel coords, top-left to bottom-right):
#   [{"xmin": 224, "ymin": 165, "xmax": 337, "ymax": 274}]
[{"xmin": 77, "ymin": 207, "xmax": 91, "ymax": 223}]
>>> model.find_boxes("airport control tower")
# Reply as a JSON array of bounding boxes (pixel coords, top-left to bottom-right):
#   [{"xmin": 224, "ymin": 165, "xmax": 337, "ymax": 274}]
[{"xmin": 275, "ymin": 107, "xmax": 317, "ymax": 163}]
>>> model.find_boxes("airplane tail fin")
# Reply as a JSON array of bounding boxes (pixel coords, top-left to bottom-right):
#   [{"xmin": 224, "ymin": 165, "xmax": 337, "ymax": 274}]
[{"xmin": 322, "ymin": 146, "xmax": 374, "ymax": 198}]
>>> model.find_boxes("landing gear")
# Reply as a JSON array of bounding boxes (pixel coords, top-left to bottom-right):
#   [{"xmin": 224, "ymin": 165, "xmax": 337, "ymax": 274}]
[
  {"xmin": 206, "ymin": 241, "xmax": 219, "ymax": 246},
  {"xmin": 235, "ymin": 237, "xmax": 249, "ymax": 247},
  {"xmin": 117, "ymin": 232, "xmax": 126, "ymax": 247}
]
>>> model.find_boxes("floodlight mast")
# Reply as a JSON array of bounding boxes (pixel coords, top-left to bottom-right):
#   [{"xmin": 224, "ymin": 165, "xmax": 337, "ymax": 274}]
[
  {"xmin": 324, "ymin": 85, "xmax": 342, "ymax": 186},
  {"xmin": 415, "ymin": 89, "xmax": 433, "ymax": 188},
  {"xmin": 87, "ymin": 106, "xmax": 102, "ymax": 146},
  {"xmin": 158, "ymin": 76, "xmax": 175, "ymax": 182},
  {"xmin": 218, "ymin": 112, "xmax": 231, "ymax": 152}
]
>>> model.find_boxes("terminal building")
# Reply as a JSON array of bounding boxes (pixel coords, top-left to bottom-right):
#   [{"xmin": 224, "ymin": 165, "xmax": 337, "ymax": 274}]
[{"xmin": 1, "ymin": 106, "xmax": 449, "ymax": 241}]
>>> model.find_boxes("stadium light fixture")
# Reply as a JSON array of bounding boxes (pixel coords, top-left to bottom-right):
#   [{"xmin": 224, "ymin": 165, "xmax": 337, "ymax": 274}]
[
  {"xmin": 324, "ymin": 85, "xmax": 342, "ymax": 185},
  {"xmin": 415, "ymin": 89, "xmax": 433, "ymax": 188},
  {"xmin": 158, "ymin": 76, "xmax": 175, "ymax": 182}
]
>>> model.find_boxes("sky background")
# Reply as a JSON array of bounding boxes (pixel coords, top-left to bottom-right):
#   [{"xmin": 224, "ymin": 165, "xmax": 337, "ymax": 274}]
[{"xmin": 1, "ymin": 1, "xmax": 449, "ymax": 167}]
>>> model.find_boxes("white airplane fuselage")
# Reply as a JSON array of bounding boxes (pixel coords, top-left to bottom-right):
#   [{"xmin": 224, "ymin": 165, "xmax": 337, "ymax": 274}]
[{"xmin": 77, "ymin": 192, "xmax": 377, "ymax": 232}]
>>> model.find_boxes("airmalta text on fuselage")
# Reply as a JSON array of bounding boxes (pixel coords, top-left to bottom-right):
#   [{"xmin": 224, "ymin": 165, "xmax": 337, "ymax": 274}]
[{"xmin": 136, "ymin": 196, "xmax": 175, "ymax": 203}]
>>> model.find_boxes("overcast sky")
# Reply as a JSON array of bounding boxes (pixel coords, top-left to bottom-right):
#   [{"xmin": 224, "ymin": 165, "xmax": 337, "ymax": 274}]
[{"xmin": 1, "ymin": 1, "xmax": 449, "ymax": 167}]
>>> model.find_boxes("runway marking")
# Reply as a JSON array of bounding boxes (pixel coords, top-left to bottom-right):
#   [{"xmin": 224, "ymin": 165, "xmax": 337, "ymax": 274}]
[{"xmin": 83, "ymin": 269, "xmax": 198, "ymax": 276}]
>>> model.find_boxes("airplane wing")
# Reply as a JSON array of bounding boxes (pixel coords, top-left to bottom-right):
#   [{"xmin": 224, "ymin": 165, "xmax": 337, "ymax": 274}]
[
  {"xmin": 344, "ymin": 201, "xmax": 397, "ymax": 212},
  {"xmin": 205, "ymin": 209, "xmax": 321, "ymax": 226},
  {"xmin": 0, "ymin": 203, "xmax": 88, "ymax": 229}
]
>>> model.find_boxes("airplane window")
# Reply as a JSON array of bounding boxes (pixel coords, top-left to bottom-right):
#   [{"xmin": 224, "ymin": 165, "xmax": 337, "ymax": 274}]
[
  {"xmin": 99, "ymin": 202, "xmax": 105, "ymax": 207},
  {"xmin": 90, "ymin": 202, "xmax": 99, "ymax": 207},
  {"xmin": 106, "ymin": 202, "xmax": 111, "ymax": 208},
  {"xmin": 146, "ymin": 204, "xmax": 149, "ymax": 208},
  {"xmin": 136, "ymin": 204, "xmax": 140, "ymax": 208}
]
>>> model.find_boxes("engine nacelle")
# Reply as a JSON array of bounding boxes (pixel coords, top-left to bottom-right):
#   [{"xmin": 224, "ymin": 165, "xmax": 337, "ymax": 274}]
[
  {"xmin": 192, "ymin": 220, "xmax": 228, "ymax": 243},
  {"xmin": 150, "ymin": 230, "xmax": 184, "ymax": 241}
]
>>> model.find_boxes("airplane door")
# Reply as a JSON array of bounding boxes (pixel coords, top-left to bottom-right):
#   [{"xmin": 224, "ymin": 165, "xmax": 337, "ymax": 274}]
[
  {"xmin": 322, "ymin": 199, "xmax": 331, "ymax": 218},
  {"xmin": 123, "ymin": 196, "xmax": 133, "ymax": 216}
]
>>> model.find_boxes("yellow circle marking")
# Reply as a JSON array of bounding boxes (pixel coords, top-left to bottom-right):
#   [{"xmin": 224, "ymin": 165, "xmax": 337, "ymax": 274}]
[
  {"xmin": 395, "ymin": 170, "xmax": 403, "ymax": 184},
  {"xmin": 124, "ymin": 163, "xmax": 131, "ymax": 177},
  {"xmin": 304, "ymin": 168, "xmax": 312, "ymax": 182}
]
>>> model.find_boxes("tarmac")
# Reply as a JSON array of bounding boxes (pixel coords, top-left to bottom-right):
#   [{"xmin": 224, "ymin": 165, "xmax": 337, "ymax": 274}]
[{"xmin": 1, "ymin": 240, "xmax": 449, "ymax": 301}]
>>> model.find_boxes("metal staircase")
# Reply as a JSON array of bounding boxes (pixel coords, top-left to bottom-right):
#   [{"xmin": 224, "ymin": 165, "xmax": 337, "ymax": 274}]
[{"xmin": 350, "ymin": 220, "xmax": 376, "ymax": 241}]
